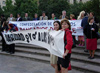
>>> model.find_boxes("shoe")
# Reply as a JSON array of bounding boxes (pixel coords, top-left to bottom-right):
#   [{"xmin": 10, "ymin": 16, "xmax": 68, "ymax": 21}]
[
  {"xmin": 91, "ymin": 57, "xmax": 95, "ymax": 59},
  {"xmin": 84, "ymin": 49, "xmax": 88, "ymax": 52}
]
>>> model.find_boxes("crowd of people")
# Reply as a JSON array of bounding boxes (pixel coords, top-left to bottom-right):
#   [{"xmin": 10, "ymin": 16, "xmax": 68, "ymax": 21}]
[{"xmin": 0, "ymin": 10, "xmax": 99, "ymax": 73}]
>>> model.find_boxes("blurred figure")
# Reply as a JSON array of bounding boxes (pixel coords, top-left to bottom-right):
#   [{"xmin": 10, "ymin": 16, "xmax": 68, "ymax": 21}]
[
  {"xmin": 84, "ymin": 17, "xmax": 98, "ymax": 59},
  {"xmin": 17, "ymin": 13, "xmax": 22, "ymax": 21},
  {"xmin": 40, "ymin": 11, "xmax": 48, "ymax": 20},
  {"xmin": 70, "ymin": 14, "xmax": 76, "ymax": 20},
  {"xmin": 23, "ymin": 13, "xmax": 30, "ymax": 21},
  {"xmin": 81, "ymin": 12, "xmax": 89, "ymax": 52},
  {"xmin": 77, "ymin": 11, "xmax": 85, "ymax": 20},
  {"xmin": 59, "ymin": 10, "xmax": 68, "ymax": 19},
  {"xmin": 7, "ymin": 14, "xmax": 16, "ymax": 22},
  {"xmin": 7, "ymin": 24, "xmax": 16, "ymax": 54},
  {"xmin": 33, "ymin": 13, "xmax": 39, "ymax": 20},
  {"xmin": 89, "ymin": 12, "xmax": 99, "ymax": 25},
  {"xmin": 1, "ymin": 21, "xmax": 9, "ymax": 52},
  {"xmin": 70, "ymin": 14, "xmax": 76, "ymax": 48},
  {"xmin": 51, "ymin": 13, "xmax": 57, "ymax": 20},
  {"xmin": 0, "ymin": 14, "xmax": 6, "ymax": 36},
  {"xmin": 77, "ymin": 11, "xmax": 85, "ymax": 47},
  {"xmin": 0, "ymin": 14, "xmax": 6, "ymax": 27}
]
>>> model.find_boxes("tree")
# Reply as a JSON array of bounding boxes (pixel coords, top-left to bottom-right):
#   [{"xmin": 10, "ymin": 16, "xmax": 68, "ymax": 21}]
[
  {"xmin": 38, "ymin": 0, "xmax": 70, "ymax": 19},
  {"xmin": 3, "ymin": 0, "xmax": 15, "ymax": 18},
  {"xmin": 0, "ymin": 7, "xmax": 3, "ymax": 16},
  {"xmin": 67, "ymin": 2, "xmax": 84, "ymax": 19},
  {"xmin": 82, "ymin": 0, "xmax": 100, "ymax": 21},
  {"xmin": 14, "ymin": 0, "xmax": 38, "ymax": 19}
]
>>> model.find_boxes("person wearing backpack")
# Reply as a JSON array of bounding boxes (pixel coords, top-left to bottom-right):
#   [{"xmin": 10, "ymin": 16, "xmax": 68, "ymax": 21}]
[{"xmin": 57, "ymin": 18, "xmax": 73, "ymax": 73}]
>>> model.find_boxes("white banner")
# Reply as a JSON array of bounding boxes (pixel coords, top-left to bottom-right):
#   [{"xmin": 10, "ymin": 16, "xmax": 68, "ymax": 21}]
[
  {"xmin": 9, "ymin": 20, "xmax": 83, "ymax": 36},
  {"xmin": 3, "ymin": 29, "xmax": 64, "ymax": 58}
]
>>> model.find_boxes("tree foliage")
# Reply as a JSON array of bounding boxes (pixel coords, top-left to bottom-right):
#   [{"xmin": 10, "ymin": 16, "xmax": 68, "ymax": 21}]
[
  {"xmin": 14, "ymin": 0, "xmax": 38, "ymax": 18},
  {"xmin": 3, "ymin": 0, "xmax": 15, "ymax": 18},
  {"xmin": 38, "ymin": 0, "xmax": 70, "ymax": 18},
  {"xmin": 0, "ymin": 7, "xmax": 3, "ymax": 16},
  {"xmin": 1, "ymin": 0, "xmax": 100, "ymax": 22}
]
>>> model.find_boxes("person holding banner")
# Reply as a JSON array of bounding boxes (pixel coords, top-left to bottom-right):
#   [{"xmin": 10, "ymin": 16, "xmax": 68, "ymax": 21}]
[
  {"xmin": 58, "ymin": 18, "xmax": 73, "ymax": 73},
  {"xmin": 7, "ymin": 24, "xmax": 17, "ymax": 54},
  {"xmin": 51, "ymin": 13, "xmax": 57, "ymax": 20},
  {"xmin": 50, "ymin": 21, "xmax": 61, "ymax": 73},
  {"xmin": 16, "ymin": 13, "xmax": 22, "ymax": 21},
  {"xmin": 39, "ymin": 11, "xmax": 48, "ymax": 20},
  {"xmin": 84, "ymin": 17, "xmax": 98, "ymax": 59},
  {"xmin": 77, "ymin": 11, "xmax": 85, "ymax": 46},
  {"xmin": 1, "ymin": 21, "xmax": 9, "ymax": 52}
]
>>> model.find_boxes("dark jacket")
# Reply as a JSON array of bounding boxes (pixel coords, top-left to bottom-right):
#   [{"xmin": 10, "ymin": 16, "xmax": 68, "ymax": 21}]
[
  {"xmin": 1, "ymin": 26, "xmax": 9, "ymax": 32},
  {"xmin": 81, "ymin": 16, "xmax": 88, "ymax": 29},
  {"xmin": 33, "ymin": 18, "xmax": 39, "ymax": 20},
  {"xmin": 1, "ymin": 17, "xmax": 6, "ymax": 26},
  {"xmin": 83, "ymin": 23, "xmax": 98, "ymax": 39},
  {"xmin": 17, "ymin": 17, "xmax": 22, "ymax": 21}
]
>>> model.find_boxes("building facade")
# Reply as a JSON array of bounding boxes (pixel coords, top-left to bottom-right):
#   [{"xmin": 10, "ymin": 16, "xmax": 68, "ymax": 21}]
[
  {"xmin": 68, "ymin": 0, "xmax": 90, "ymax": 4},
  {"xmin": 0, "ymin": 0, "xmax": 15, "ymax": 8}
]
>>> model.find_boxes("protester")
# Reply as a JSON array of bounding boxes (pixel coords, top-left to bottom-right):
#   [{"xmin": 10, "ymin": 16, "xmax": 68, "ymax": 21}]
[
  {"xmin": 77, "ymin": 11, "xmax": 85, "ymax": 20},
  {"xmin": 39, "ymin": 11, "xmax": 48, "ymax": 20},
  {"xmin": 16, "ymin": 13, "xmax": 22, "ymax": 21},
  {"xmin": 1, "ymin": 21, "xmax": 9, "ymax": 52},
  {"xmin": 23, "ymin": 13, "xmax": 30, "ymax": 21},
  {"xmin": 84, "ymin": 17, "xmax": 98, "ymax": 59},
  {"xmin": 77, "ymin": 11, "xmax": 85, "ymax": 46},
  {"xmin": 33, "ymin": 13, "xmax": 39, "ymax": 20},
  {"xmin": 58, "ymin": 18, "xmax": 73, "ymax": 73},
  {"xmin": 50, "ymin": 21, "xmax": 61, "ymax": 73},
  {"xmin": 70, "ymin": 14, "xmax": 76, "ymax": 48},
  {"xmin": 0, "ymin": 15, "xmax": 7, "ymax": 52},
  {"xmin": 70, "ymin": 14, "xmax": 76, "ymax": 20},
  {"xmin": 81, "ymin": 12, "xmax": 89, "ymax": 52},
  {"xmin": 89, "ymin": 12, "xmax": 99, "ymax": 24},
  {"xmin": 51, "ymin": 13, "xmax": 57, "ymax": 20},
  {"xmin": 7, "ymin": 24, "xmax": 17, "ymax": 54},
  {"xmin": 0, "ymin": 14, "xmax": 6, "ymax": 27},
  {"xmin": 59, "ymin": 10, "xmax": 68, "ymax": 19},
  {"xmin": 7, "ymin": 14, "xmax": 16, "ymax": 23}
]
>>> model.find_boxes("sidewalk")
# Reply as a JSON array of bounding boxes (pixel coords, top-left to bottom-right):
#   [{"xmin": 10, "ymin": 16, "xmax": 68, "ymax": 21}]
[{"xmin": 0, "ymin": 55, "xmax": 84, "ymax": 73}]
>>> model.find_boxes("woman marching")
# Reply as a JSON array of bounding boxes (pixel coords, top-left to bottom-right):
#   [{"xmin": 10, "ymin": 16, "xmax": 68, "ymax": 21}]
[
  {"xmin": 84, "ymin": 17, "xmax": 98, "ymax": 59},
  {"xmin": 50, "ymin": 21, "xmax": 61, "ymax": 73},
  {"xmin": 58, "ymin": 18, "xmax": 73, "ymax": 73}
]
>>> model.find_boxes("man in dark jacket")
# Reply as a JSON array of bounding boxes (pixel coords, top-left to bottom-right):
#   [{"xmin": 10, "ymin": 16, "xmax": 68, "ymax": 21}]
[
  {"xmin": 16, "ymin": 13, "xmax": 22, "ymax": 21},
  {"xmin": 81, "ymin": 13, "xmax": 89, "ymax": 52}
]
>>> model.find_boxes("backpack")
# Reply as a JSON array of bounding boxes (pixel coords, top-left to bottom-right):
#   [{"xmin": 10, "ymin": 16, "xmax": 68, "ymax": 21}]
[{"xmin": 64, "ymin": 30, "xmax": 76, "ymax": 49}]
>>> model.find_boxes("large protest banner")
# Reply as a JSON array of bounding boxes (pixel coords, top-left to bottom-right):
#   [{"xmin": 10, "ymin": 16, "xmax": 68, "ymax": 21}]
[
  {"xmin": 9, "ymin": 20, "xmax": 83, "ymax": 36},
  {"xmin": 2, "ymin": 29, "xmax": 64, "ymax": 58}
]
